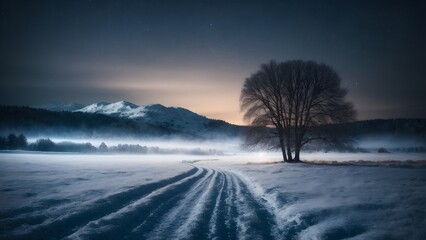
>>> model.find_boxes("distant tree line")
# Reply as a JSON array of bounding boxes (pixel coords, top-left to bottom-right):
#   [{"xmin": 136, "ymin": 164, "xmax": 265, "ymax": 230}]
[
  {"xmin": 28, "ymin": 139, "xmax": 97, "ymax": 152},
  {"xmin": 0, "ymin": 133, "xmax": 28, "ymax": 150},
  {"xmin": 0, "ymin": 133, "xmax": 225, "ymax": 155},
  {"xmin": 0, "ymin": 134, "xmax": 97, "ymax": 152}
]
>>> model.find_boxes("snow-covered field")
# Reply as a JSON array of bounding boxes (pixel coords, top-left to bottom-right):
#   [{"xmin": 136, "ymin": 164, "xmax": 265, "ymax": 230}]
[{"xmin": 1, "ymin": 152, "xmax": 425, "ymax": 239}]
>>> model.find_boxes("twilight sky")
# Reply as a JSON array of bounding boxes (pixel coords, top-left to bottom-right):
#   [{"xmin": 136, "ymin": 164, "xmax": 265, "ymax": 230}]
[{"xmin": 1, "ymin": 0, "xmax": 425, "ymax": 125}]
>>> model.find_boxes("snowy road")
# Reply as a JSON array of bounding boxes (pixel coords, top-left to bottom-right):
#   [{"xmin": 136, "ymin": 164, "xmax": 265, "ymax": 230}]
[{"xmin": 2, "ymin": 165, "xmax": 284, "ymax": 240}]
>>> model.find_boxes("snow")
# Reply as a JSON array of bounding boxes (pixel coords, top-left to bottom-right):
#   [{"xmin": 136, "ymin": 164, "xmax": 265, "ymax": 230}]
[
  {"xmin": 75, "ymin": 101, "xmax": 110, "ymax": 113},
  {"xmin": 223, "ymin": 162, "xmax": 426, "ymax": 239},
  {"xmin": 76, "ymin": 101, "xmax": 152, "ymax": 118},
  {"xmin": 1, "ymin": 152, "xmax": 425, "ymax": 239},
  {"xmin": 74, "ymin": 101, "xmax": 156, "ymax": 119}
]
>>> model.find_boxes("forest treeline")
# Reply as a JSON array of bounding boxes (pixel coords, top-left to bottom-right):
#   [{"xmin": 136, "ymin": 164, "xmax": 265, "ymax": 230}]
[
  {"xmin": 0, "ymin": 133, "xmax": 96, "ymax": 152},
  {"xmin": 0, "ymin": 133, "xmax": 224, "ymax": 155}
]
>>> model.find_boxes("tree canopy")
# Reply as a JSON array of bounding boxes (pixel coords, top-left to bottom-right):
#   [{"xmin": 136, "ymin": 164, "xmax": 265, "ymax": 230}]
[{"xmin": 240, "ymin": 60, "xmax": 356, "ymax": 162}]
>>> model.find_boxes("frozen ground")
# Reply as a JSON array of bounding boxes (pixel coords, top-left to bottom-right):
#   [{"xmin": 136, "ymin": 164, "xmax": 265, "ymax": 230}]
[{"xmin": 0, "ymin": 152, "xmax": 426, "ymax": 239}]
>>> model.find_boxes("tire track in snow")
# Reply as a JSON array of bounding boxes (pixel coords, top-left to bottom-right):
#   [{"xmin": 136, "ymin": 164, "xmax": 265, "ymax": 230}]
[
  {"xmin": 10, "ymin": 166, "xmax": 200, "ymax": 240},
  {"xmin": 142, "ymin": 169, "xmax": 219, "ymax": 239},
  {"xmin": 231, "ymin": 174, "xmax": 280, "ymax": 240},
  {"xmin": 207, "ymin": 171, "xmax": 226, "ymax": 239},
  {"xmin": 67, "ymin": 167, "xmax": 209, "ymax": 239},
  {"xmin": 217, "ymin": 172, "xmax": 239, "ymax": 240},
  {"xmin": 9, "ymin": 166, "xmax": 287, "ymax": 240},
  {"xmin": 127, "ymin": 169, "xmax": 217, "ymax": 239},
  {"xmin": 140, "ymin": 168, "xmax": 279, "ymax": 240}
]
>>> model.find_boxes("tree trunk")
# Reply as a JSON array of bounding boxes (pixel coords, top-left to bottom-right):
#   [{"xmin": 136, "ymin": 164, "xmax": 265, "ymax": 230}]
[
  {"xmin": 279, "ymin": 137, "xmax": 288, "ymax": 162},
  {"xmin": 285, "ymin": 130, "xmax": 293, "ymax": 161},
  {"xmin": 287, "ymin": 149, "xmax": 293, "ymax": 162},
  {"xmin": 281, "ymin": 148, "xmax": 288, "ymax": 162},
  {"xmin": 294, "ymin": 147, "xmax": 301, "ymax": 162}
]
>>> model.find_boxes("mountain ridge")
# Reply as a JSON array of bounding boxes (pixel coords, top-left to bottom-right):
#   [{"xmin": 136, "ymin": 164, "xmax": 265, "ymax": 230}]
[
  {"xmin": 38, "ymin": 101, "xmax": 222, "ymax": 135},
  {"xmin": 19, "ymin": 102, "xmax": 244, "ymax": 139},
  {"xmin": 7, "ymin": 103, "xmax": 426, "ymax": 144}
]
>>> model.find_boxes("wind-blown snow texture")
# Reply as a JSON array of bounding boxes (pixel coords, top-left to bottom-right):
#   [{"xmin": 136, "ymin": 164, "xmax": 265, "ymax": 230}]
[{"xmin": 1, "ymin": 153, "xmax": 425, "ymax": 239}]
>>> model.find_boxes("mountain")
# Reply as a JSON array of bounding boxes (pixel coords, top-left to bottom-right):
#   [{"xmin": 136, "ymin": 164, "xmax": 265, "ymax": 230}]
[
  {"xmin": 34, "ymin": 103, "xmax": 86, "ymax": 112},
  {"xmin": 0, "ymin": 102, "xmax": 245, "ymax": 139},
  {"xmin": 74, "ymin": 101, "xmax": 232, "ymax": 136}
]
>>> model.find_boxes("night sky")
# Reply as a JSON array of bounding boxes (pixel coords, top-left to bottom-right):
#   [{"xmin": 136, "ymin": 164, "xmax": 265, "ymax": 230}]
[{"xmin": 1, "ymin": 0, "xmax": 425, "ymax": 125}]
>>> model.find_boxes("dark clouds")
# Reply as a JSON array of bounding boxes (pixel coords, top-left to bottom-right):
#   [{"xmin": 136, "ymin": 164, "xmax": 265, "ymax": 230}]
[{"xmin": 1, "ymin": 0, "xmax": 425, "ymax": 124}]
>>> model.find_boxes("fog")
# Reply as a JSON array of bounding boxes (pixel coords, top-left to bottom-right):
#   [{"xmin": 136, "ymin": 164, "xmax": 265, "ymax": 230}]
[
  {"xmin": 36, "ymin": 137, "xmax": 241, "ymax": 152},
  {"xmin": 355, "ymin": 136, "xmax": 426, "ymax": 149},
  {"xmin": 18, "ymin": 133, "xmax": 426, "ymax": 161},
  {"xmin": 23, "ymin": 136, "xmax": 243, "ymax": 156}
]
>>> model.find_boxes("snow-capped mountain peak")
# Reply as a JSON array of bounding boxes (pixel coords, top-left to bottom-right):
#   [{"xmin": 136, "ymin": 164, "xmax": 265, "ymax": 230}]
[
  {"xmin": 75, "ymin": 101, "xmax": 144, "ymax": 118},
  {"xmin": 98, "ymin": 101, "xmax": 139, "ymax": 115},
  {"xmin": 110, "ymin": 101, "xmax": 139, "ymax": 109},
  {"xmin": 77, "ymin": 102, "xmax": 111, "ymax": 113},
  {"xmin": 73, "ymin": 101, "xmax": 212, "ymax": 133}
]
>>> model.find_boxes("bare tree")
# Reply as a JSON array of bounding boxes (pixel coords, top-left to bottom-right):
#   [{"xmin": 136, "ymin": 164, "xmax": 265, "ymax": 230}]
[{"xmin": 240, "ymin": 60, "xmax": 356, "ymax": 162}]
